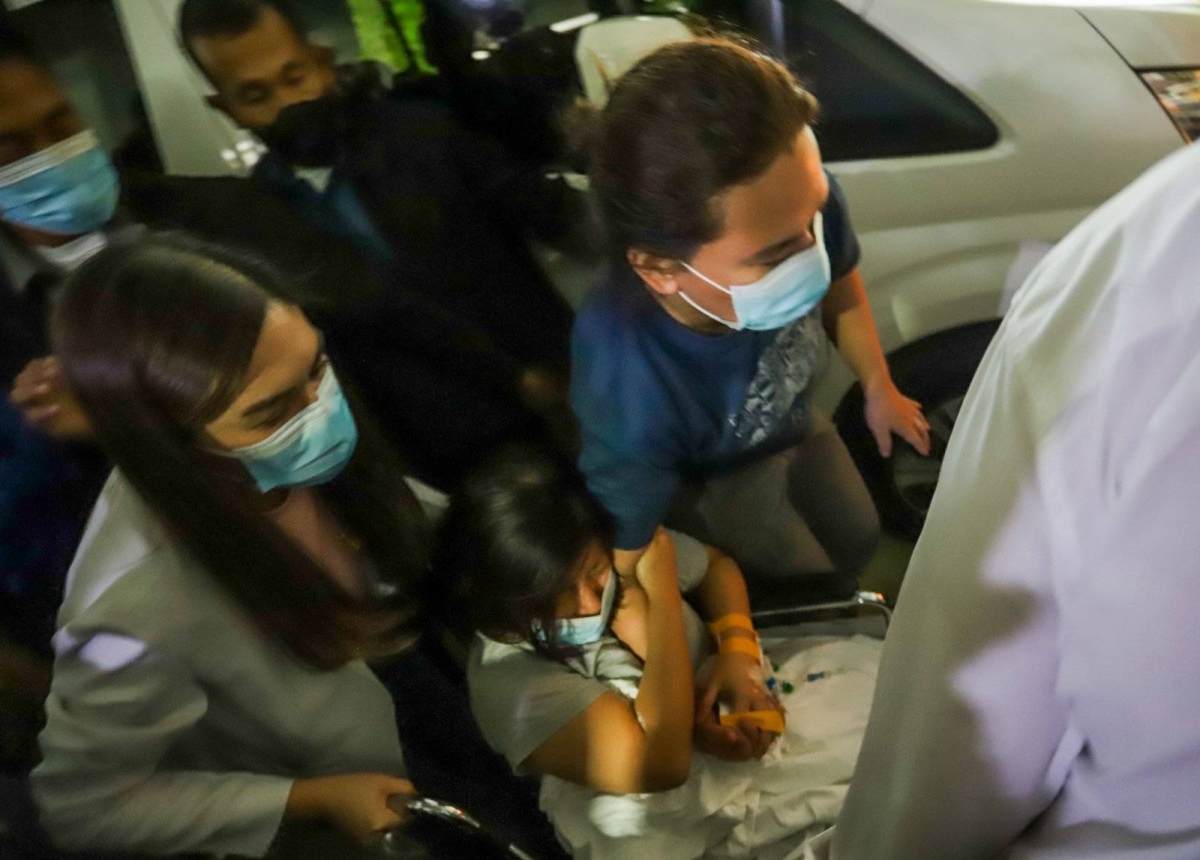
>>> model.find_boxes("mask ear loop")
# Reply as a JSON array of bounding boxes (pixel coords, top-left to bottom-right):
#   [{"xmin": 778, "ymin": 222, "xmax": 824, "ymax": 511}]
[{"xmin": 678, "ymin": 263, "xmax": 743, "ymax": 330}]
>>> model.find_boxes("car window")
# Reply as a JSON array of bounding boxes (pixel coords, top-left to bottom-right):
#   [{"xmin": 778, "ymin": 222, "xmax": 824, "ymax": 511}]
[{"xmin": 779, "ymin": 0, "xmax": 998, "ymax": 162}]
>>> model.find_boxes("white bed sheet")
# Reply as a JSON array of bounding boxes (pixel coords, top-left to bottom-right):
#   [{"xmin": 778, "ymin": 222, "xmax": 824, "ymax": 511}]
[{"xmin": 540, "ymin": 634, "xmax": 882, "ymax": 860}]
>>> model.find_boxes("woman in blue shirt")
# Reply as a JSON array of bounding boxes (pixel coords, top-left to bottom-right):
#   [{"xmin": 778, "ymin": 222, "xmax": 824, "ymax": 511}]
[{"xmin": 572, "ymin": 38, "xmax": 931, "ymax": 592}]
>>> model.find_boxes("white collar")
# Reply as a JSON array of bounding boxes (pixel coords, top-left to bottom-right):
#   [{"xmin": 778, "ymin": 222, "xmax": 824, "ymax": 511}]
[
  {"xmin": 292, "ymin": 166, "xmax": 334, "ymax": 194},
  {"xmin": 31, "ymin": 230, "xmax": 108, "ymax": 272}
]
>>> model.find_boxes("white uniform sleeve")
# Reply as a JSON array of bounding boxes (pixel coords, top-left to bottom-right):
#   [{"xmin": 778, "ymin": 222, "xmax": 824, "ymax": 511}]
[
  {"xmin": 829, "ymin": 352, "xmax": 1075, "ymax": 859},
  {"xmin": 32, "ymin": 632, "xmax": 293, "ymax": 857}
]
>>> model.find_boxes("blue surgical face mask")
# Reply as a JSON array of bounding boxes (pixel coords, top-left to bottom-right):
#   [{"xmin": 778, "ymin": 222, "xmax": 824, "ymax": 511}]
[
  {"xmin": 0, "ymin": 130, "xmax": 119, "ymax": 236},
  {"xmin": 230, "ymin": 365, "xmax": 359, "ymax": 493},
  {"xmin": 680, "ymin": 211, "xmax": 832, "ymax": 332},
  {"xmin": 545, "ymin": 569, "xmax": 618, "ymax": 647}
]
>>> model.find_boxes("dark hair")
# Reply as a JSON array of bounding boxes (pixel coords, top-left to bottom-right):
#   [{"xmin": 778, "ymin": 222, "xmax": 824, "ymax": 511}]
[
  {"xmin": 52, "ymin": 233, "xmax": 429, "ymax": 670},
  {"xmin": 178, "ymin": 0, "xmax": 306, "ymax": 73},
  {"xmin": 434, "ymin": 448, "xmax": 617, "ymax": 662},
  {"xmin": 588, "ymin": 38, "xmax": 819, "ymax": 262},
  {"xmin": 0, "ymin": 20, "xmax": 50, "ymax": 73}
]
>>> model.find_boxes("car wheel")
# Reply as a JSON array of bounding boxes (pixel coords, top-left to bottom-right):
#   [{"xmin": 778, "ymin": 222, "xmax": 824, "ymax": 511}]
[{"xmin": 833, "ymin": 319, "xmax": 1001, "ymax": 542}]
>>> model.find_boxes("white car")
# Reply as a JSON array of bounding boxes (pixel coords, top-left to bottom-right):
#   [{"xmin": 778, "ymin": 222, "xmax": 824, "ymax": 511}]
[
  {"xmin": 800, "ymin": 0, "xmax": 1197, "ymax": 536},
  {"xmin": 570, "ymin": 0, "xmax": 1198, "ymax": 536},
  {"xmin": 116, "ymin": 0, "xmax": 1200, "ymax": 535}
]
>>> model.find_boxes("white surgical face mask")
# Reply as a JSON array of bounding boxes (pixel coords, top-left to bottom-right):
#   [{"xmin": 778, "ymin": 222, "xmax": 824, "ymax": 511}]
[
  {"xmin": 540, "ymin": 569, "xmax": 618, "ymax": 647},
  {"xmin": 680, "ymin": 211, "xmax": 832, "ymax": 332}
]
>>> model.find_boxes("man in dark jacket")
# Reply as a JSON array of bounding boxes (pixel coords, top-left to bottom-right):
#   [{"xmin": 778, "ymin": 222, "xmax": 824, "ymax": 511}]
[{"xmin": 179, "ymin": 0, "xmax": 583, "ymax": 376}]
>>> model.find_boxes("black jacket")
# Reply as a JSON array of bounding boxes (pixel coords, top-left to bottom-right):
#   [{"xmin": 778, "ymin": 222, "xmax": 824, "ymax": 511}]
[{"xmin": 253, "ymin": 95, "xmax": 580, "ymax": 371}]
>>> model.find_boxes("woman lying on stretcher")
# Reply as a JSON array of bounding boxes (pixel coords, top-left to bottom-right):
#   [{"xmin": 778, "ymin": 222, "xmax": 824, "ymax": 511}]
[{"xmin": 440, "ymin": 450, "xmax": 882, "ymax": 860}]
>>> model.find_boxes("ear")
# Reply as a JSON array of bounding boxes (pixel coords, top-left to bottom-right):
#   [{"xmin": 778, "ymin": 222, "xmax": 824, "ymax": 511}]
[
  {"xmin": 315, "ymin": 43, "xmax": 337, "ymax": 70},
  {"xmin": 627, "ymin": 249, "xmax": 683, "ymax": 297}
]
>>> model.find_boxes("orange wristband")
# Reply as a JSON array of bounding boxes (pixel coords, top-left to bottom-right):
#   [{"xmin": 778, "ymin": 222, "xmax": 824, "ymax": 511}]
[
  {"xmin": 717, "ymin": 636, "xmax": 762, "ymax": 661},
  {"xmin": 708, "ymin": 613, "xmax": 755, "ymax": 639},
  {"xmin": 719, "ymin": 709, "xmax": 786, "ymax": 734}
]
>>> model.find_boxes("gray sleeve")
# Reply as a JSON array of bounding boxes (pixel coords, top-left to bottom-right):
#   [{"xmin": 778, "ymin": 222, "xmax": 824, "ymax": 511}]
[
  {"xmin": 32, "ymin": 634, "xmax": 292, "ymax": 858},
  {"xmin": 468, "ymin": 640, "xmax": 611, "ymax": 774},
  {"xmin": 665, "ymin": 529, "xmax": 710, "ymax": 594}
]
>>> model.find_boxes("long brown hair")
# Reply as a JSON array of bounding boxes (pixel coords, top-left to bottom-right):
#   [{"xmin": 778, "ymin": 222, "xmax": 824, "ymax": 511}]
[{"xmin": 52, "ymin": 233, "xmax": 428, "ymax": 669}]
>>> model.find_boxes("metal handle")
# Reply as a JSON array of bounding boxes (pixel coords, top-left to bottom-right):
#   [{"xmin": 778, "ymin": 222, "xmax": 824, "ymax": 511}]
[{"xmin": 380, "ymin": 797, "xmax": 539, "ymax": 860}]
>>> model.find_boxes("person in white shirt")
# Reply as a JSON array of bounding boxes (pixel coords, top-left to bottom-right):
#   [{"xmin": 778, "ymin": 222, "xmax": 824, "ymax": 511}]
[
  {"xmin": 31, "ymin": 233, "xmax": 431, "ymax": 856},
  {"xmin": 826, "ymin": 142, "xmax": 1200, "ymax": 858}
]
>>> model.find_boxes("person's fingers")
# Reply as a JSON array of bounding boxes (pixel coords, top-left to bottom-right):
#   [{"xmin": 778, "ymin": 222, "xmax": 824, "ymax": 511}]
[
  {"xmin": 897, "ymin": 421, "xmax": 930, "ymax": 456},
  {"xmin": 747, "ymin": 691, "xmax": 776, "ymax": 715},
  {"xmin": 12, "ymin": 366, "xmax": 69, "ymax": 407},
  {"xmin": 694, "ymin": 705, "xmax": 719, "ymax": 734},
  {"xmin": 734, "ymin": 722, "xmax": 768, "ymax": 760},
  {"xmin": 719, "ymin": 726, "xmax": 745, "ymax": 757},
  {"xmin": 697, "ymin": 682, "xmax": 720, "ymax": 715},
  {"xmin": 730, "ymin": 685, "xmax": 756, "ymax": 715},
  {"xmin": 383, "ymin": 777, "xmax": 417, "ymax": 796},
  {"xmin": 872, "ymin": 420, "xmax": 893, "ymax": 458},
  {"xmin": 699, "ymin": 695, "xmax": 748, "ymax": 758},
  {"xmin": 16, "ymin": 360, "xmax": 60, "ymax": 387},
  {"xmin": 8, "ymin": 383, "xmax": 50, "ymax": 406},
  {"xmin": 730, "ymin": 708, "xmax": 777, "ymax": 758},
  {"xmin": 909, "ymin": 410, "xmax": 933, "ymax": 455},
  {"xmin": 27, "ymin": 405, "xmax": 62, "ymax": 423},
  {"xmin": 706, "ymin": 717, "xmax": 751, "ymax": 761},
  {"xmin": 695, "ymin": 721, "xmax": 740, "ymax": 760},
  {"xmin": 379, "ymin": 807, "xmax": 405, "ymax": 829},
  {"xmin": 726, "ymin": 730, "xmax": 754, "ymax": 761}
]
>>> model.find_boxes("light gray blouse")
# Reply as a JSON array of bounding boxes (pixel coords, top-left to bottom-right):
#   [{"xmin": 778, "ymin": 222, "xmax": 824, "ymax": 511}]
[
  {"xmin": 32, "ymin": 471, "xmax": 407, "ymax": 857},
  {"xmin": 468, "ymin": 530, "xmax": 712, "ymax": 773}
]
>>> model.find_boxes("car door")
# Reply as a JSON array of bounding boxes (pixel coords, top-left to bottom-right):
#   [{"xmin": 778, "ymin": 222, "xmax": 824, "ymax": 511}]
[{"xmin": 776, "ymin": 0, "xmax": 1184, "ymax": 409}]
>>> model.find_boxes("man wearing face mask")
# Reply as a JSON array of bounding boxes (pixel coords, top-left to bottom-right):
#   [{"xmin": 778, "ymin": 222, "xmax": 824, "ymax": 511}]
[
  {"xmin": 178, "ymin": 0, "xmax": 584, "ymax": 384},
  {"xmin": 0, "ymin": 28, "xmax": 132, "ymax": 719},
  {"xmin": 576, "ymin": 41, "xmax": 930, "ymax": 598}
]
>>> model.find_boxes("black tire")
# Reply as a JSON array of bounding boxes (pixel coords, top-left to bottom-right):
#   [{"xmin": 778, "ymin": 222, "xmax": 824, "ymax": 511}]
[{"xmin": 833, "ymin": 319, "xmax": 1001, "ymax": 542}]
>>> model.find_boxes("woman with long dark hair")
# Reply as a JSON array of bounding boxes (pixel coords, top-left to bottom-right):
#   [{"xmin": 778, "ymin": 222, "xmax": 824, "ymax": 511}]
[
  {"xmin": 447, "ymin": 449, "xmax": 882, "ymax": 860},
  {"xmin": 30, "ymin": 234, "xmax": 430, "ymax": 856}
]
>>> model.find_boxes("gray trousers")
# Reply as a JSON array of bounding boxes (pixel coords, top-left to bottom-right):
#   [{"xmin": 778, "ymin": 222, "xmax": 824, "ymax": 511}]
[{"xmin": 667, "ymin": 412, "xmax": 880, "ymax": 587}]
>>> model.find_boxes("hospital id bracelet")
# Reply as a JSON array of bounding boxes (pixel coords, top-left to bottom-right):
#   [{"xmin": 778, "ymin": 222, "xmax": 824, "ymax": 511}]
[
  {"xmin": 709, "ymin": 613, "xmax": 755, "ymax": 639},
  {"xmin": 717, "ymin": 634, "xmax": 762, "ymax": 661}
]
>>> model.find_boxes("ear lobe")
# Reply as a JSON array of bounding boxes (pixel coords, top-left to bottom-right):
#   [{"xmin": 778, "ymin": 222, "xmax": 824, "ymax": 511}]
[
  {"xmin": 316, "ymin": 44, "xmax": 337, "ymax": 69},
  {"xmin": 627, "ymin": 249, "xmax": 680, "ymax": 296}
]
